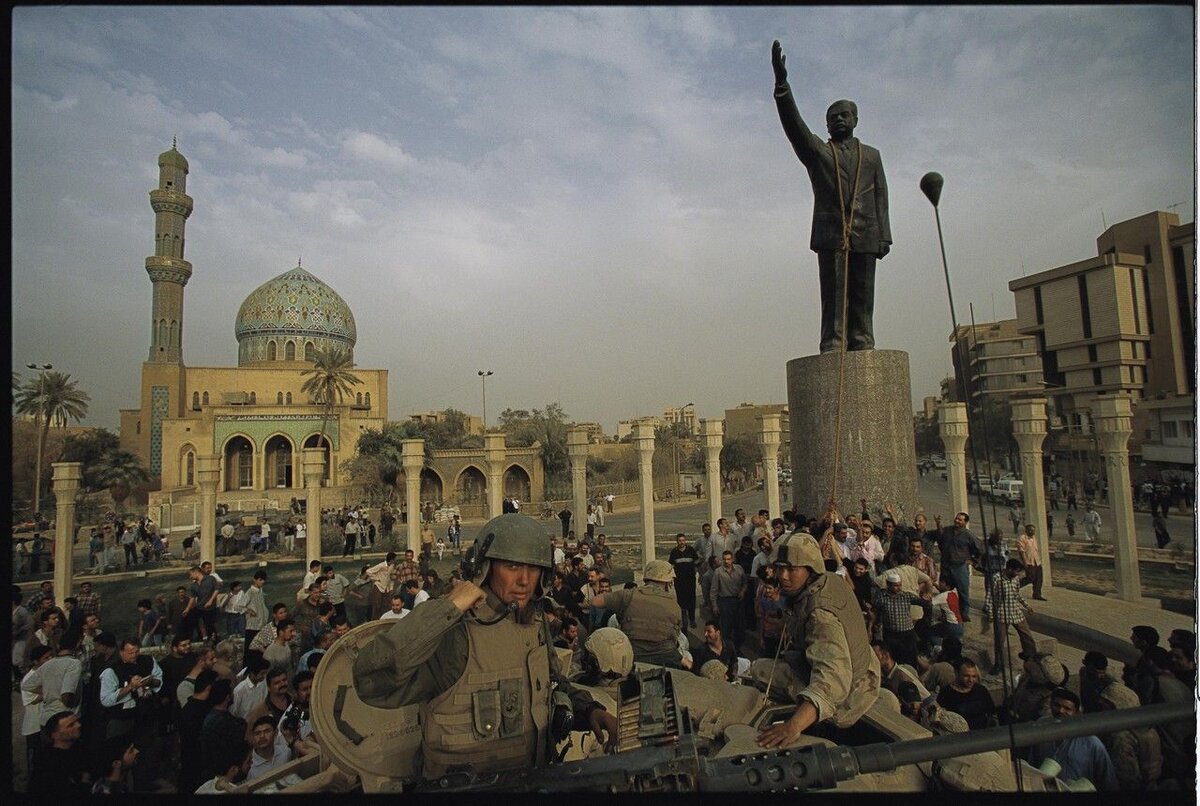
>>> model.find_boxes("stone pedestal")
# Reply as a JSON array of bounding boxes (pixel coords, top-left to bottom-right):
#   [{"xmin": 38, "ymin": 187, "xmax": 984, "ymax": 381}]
[
  {"xmin": 51, "ymin": 462, "xmax": 82, "ymax": 605},
  {"xmin": 1093, "ymin": 397, "xmax": 1141, "ymax": 601},
  {"xmin": 302, "ymin": 448, "xmax": 326, "ymax": 566},
  {"xmin": 401, "ymin": 440, "xmax": 425, "ymax": 554},
  {"xmin": 758, "ymin": 413, "xmax": 782, "ymax": 518},
  {"xmin": 196, "ymin": 455, "xmax": 221, "ymax": 565},
  {"xmin": 567, "ymin": 427, "xmax": 589, "ymax": 537},
  {"xmin": 484, "ymin": 433, "xmax": 506, "ymax": 519},
  {"xmin": 787, "ymin": 350, "xmax": 918, "ymax": 520},
  {"xmin": 939, "ymin": 403, "xmax": 970, "ymax": 517},
  {"xmin": 634, "ymin": 420, "xmax": 657, "ymax": 563},
  {"xmin": 701, "ymin": 418, "xmax": 724, "ymax": 529},
  {"xmin": 1012, "ymin": 399, "xmax": 1052, "ymax": 592}
]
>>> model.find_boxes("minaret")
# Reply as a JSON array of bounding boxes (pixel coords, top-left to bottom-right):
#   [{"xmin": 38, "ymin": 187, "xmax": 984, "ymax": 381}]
[{"xmin": 146, "ymin": 139, "xmax": 193, "ymax": 362}]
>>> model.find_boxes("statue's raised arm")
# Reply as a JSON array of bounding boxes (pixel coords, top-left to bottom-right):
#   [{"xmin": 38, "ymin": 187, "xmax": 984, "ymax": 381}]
[{"xmin": 772, "ymin": 39, "xmax": 788, "ymax": 85}]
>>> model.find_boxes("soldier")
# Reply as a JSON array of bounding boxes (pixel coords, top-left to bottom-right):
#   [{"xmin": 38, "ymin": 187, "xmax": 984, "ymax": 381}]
[
  {"xmin": 351, "ymin": 514, "xmax": 617, "ymax": 783},
  {"xmin": 591, "ymin": 560, "xmax": 683, "ymax": 668},
  {"xmin": 753, "ymin": 532, "xmax": 880, "ymax": 747}
]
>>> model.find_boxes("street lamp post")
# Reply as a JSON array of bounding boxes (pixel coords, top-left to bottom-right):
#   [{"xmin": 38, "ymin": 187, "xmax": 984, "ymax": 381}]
[
  {"xmin": 26, "ymin": 362, "xmax": 53, "ymax": 517},
  {"xmin": 672, "ymin": 402, "xmax": 693, "ymax": 498},
  {"xmin": 478, "ymin": 370, "xmax": 494, "ymax": 430}
]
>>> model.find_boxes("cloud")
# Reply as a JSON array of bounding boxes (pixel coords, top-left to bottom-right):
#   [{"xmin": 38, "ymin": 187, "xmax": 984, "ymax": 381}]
[{"xmin": 341, "ymin": 131, "xmax": 417, "ymax": 170}]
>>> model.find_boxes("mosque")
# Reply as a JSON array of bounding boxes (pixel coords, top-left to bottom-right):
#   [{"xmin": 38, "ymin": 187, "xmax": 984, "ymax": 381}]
[{"xmin": 118, "ymin": 143, "xmax": 542, "ymax": 525}]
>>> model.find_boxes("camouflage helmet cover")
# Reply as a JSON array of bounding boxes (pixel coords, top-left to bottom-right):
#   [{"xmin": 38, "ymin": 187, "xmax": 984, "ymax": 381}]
[
  {"xmin": 768, "ymin": 532, "xmax": 824, "ymax": 574},
  {"xmin": 472, "ymin": 514, "xmax": 553, "ymax": 587},
  {"xmin": 584, "ymin": 627, "xmax": 635, "ymax": 677},
  {"xmin": 643, "ymin": 559, "xmax": 675, "ymax": 583}
]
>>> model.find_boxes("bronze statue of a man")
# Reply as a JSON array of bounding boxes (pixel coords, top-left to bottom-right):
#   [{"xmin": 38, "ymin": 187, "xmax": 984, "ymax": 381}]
[{"xmin": 772, "ymin": 40, "xmax": 891, "ymax": 354}]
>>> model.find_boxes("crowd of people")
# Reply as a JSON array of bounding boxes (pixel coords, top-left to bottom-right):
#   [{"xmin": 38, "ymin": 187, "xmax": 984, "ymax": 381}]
[{"xmin": 12, "ymin": 494, "xmax": 1196, "ymax": 793}]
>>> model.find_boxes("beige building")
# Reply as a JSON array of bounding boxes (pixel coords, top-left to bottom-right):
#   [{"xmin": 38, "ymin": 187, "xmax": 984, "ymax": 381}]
[
  {"xmin": 616, "ymin": 416, "xmax": 665, "ymax": 441},
  {"xmin": 723, "ymin": 402, "xmax": 790, "ymax": 464},
  {"xmin": 120, "ymin": 144, "xmax": 543, "ymax": 521},
  {"xmin": 409, "ymin": 410, "xmax": 484, "ymax": 436},
  {"xmin": 119, "ymin": 144, "xmax": 387, "ymax": 509},
  {"xmin": 662, "ymin": 403, "xmax": 698, "ymax": 435},
  {"xmin": 921, "ymin": 396, "xmax": 940, "ymax": 421},
  {"xmin": 1009, "ymin": 210, "xmax": 1195, "ymax": 476},
  {"xmin": 949, "ymin": 319, "xmax": 1044, "ymax": 403}
]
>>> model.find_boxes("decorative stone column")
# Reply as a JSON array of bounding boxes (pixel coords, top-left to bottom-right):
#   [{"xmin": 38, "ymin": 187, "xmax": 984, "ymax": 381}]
[
  {"xmin": 567, "ymin": 426, "xmax": 589, "ymax": 536},
  {"xmin": 1092, "ymin": 396, "xmax": 1142, "ymax": 601},
  {"xmin": 51, "ymin": 462, "xmax": 82, "ymax": 605},
  {"xmin": 484, "ymin": 432, "xmax": 506, "ymax": 519},
  {"xmin": 633, "ymin": 419, "xmax": 657, "ymax": 563},
  {"xmin": 701, "ymin": 418, "xmax": 724, "ymax": 529},
  {"xmin": 401, "ymin": 440, "xmax": 425, "ymax": 554},
  {"xmin": 302, "ymin": 448, "xmax": 326, "ymax": 566},
  {"xmin": 196, "ymin": 455, "xmax": 221, "ymax": 565},
  {"xmin": 1011, "ymin": 398, "xmax": 1052, "ymax": 592},
  {"xmin": 758, "ymin": 414, "xmax": 782, "ymax": 518},
  {"xmin": 939, "ymin": 403, "xmax": 970, "ymax": 517}
]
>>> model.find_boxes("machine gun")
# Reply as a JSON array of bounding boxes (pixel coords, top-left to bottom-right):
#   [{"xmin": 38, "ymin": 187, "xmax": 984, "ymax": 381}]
[{"xmin": 419, "ymin": 702, "xmax": 1193, "ymax": 793}]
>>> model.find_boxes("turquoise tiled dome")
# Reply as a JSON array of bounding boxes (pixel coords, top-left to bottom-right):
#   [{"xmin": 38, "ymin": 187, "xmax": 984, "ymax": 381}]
[{"xmin": 234, "ymin": 265, "xmax": 356, "ymax": 366}]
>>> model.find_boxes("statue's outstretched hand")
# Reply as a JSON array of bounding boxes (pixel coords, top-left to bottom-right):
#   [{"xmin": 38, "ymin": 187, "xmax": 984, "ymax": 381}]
[
  {"xmin": 772, "ymin": 40, "xmax": 788, "ymax": 84},
  {"xmin": 879, "ymin": 243, "xmax": 891, "ymax": 258}
]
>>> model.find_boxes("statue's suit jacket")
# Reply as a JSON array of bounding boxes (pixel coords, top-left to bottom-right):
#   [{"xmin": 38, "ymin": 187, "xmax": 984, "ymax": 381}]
[{"xmin": 775, "ymin": 81, "xmax": 891, "ymax": 257}]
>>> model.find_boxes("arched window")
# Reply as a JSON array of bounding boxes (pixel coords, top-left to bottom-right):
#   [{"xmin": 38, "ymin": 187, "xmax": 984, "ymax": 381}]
[
  {"xmin": 192, "ymin": 391, "xmax": 200, "ymax": 409},
  {"xmin": 249, "ymin": 391, "xmax": 256, "ymax": 404},
  {"xmin": 356, "ymin": 392, "xmax": 363, "ymax": 405},
  {"xmin": 136, "ymin": 421, "xmax": 141, "ymax": 435},
  {"xmin": 305, "ymin": 341, "xmax": 315, "ymax": 362},
  {"xmin": 268, "ymin": 340, "xmax": 277, "ymax": 361},
  {"xmin": 365, "ymin": 392, "xmax": 371, "ymax": 408},
  {"xmin": 286, "ymin": 341, "xmax": 296, "ymax": 361},
  {"xmin": 286, "ymin": 392, "xmax": 292, "ymax": 405},
  {"xmin": 184, "ymin": 451, "xmax": 195, "ymax": 486},
  {"xmin": 169, "ymin": 320, "xmax": 178, "ymax": 347},
  {"xmin": 277, "ymin": 392, "xmax": 284, "ymax": 405},
  {"xmin": 202, "ymin": 391, "xmax": 209, "ymax": 406}
]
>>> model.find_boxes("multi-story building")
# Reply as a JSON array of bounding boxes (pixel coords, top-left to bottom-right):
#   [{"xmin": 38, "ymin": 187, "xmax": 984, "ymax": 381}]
[
  {"xmin": 948, "ymin": 319, "xmax": 1044, "ymax": 403},
  {"xmin": 409, "ymin": 410, "xmax": 484, "ymax": 435},
  {"xmin": 662, "ymin": 403, "xmax": 698, "ymax": 435},
  {"xmin": 1009, "ymin": 210, "xmax": 1195, "ymax": 479},
  {"xmin": 723, "ymin": 402, "xmax": 791, "ymax": 466}
]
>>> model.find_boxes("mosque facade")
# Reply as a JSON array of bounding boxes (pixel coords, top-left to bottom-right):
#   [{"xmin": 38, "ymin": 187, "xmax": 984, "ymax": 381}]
[{"xmin": 118, "ymin": 144, "xmax": 541, "ymax": 523}]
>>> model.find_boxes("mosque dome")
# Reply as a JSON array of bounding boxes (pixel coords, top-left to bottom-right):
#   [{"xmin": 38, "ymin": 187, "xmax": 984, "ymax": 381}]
[{"xmin": 234, "ymin": 264, "xmax": 357, "ymax": 367}]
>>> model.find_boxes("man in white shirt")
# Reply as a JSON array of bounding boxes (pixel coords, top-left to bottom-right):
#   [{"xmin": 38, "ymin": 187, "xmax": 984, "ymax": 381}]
[
  {"xmin": 711, "ymin": 519, "xmax": 739, "ymax": 561},
  {"xmin": 322, "ymin": 564, "xmax": 352, "ymax": 621},
  {"xmin": 38, "ymin": 629, "xmax": 84, "ymax": 725},
  {"xmin": 246, "ymin": 715, "xmax": 294, "ymax": 782},
  {"xmin": 379, "ymin": 593, "xmax": 410, "ymax": 621},
  {"xmin": 243, "ymin": 571, "xmax": 269, "ymax": 646},
  {"xmin": 231, "ymin": 654, "xmax": 271, "ymax": 721},
  {"xmin": 403, "ymin": 579, "xmax": 430, "ymax": 609},
  {"xmin": 575, "ymin": 543, "xmax": 596, "ymax": 570},
  {"xmin": 551, "ymin": 538, "xmax": 566, "ymax": 567},
  {"xmin": 730, "ymin": 509, "xmax": 755, "ymax": 542}
]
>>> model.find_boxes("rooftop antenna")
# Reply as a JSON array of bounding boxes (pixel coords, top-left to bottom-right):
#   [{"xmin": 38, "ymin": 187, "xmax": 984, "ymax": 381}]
[
  {"xmin": 172, "ymin": 134, "xmax": 177, "ymax": 149},
  {"xmin": 1101, "ymin": 208, "xmax": 1108, "ymax": 230}
]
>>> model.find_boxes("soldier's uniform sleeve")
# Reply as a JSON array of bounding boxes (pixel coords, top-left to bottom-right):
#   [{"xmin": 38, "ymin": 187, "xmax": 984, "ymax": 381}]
[
  {"xmin": 352, "ymin": 598, "xmax": 468, "ymax": 708},
  {"xmin": 604, "ymin": 588, "xmax": 634, "ymax": 620},
  {"xmin": 795, "ymin": 608, "xmax": 855, "ymax": 723}
]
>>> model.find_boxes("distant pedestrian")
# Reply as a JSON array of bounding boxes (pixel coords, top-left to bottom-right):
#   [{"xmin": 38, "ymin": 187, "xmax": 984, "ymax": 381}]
[
  {"xmin": 1082, "ymin": 503, "xmax": 1102, "ymax": 543},
  {"xmin": 1153, "ymin": 515, "xmax": 1171, "ymax": 549},
  {"xmin": 1065, "ymin": 513, "xmax": 1076, "ymax": 538}
]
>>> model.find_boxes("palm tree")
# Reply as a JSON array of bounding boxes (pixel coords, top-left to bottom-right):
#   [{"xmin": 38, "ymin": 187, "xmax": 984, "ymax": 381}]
[
  {"xmin": 300, "ymin": 346, "xmax": 362, "ymax": 485},
  {"xmin": 93, "ymin": 450, "xmax": 150, "ymax": 511},
  {"xmin": 14, "ymin": 370, "xmax": 90, "ymax": 514}
]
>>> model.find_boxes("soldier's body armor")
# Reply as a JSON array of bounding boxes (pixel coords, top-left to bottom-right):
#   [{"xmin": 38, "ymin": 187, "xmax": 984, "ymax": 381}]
[
  {"xmin": 421, "ymin": 600, "xmax": 551, "ymax": 780},
  {"xmin": 620, "ymin": 586, "xmax": 681, "ymax": 663},
  {"xmin": 784, "ymin": 571, "xmax": 875, "ymax": 709}
]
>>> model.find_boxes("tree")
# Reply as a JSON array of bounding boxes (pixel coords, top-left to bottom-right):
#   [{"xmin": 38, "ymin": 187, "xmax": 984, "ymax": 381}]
[
  {"xmin": 300, "ymin": 346, "xmax": 362, "ymax": 482},
  {"xmin": 719, "ymin": 433, "xmax": 759, "ymax": 487},
  {"xmin": 92, "ymin": 450, "xmax": 150, "ymax": 510},
  {"xmin": 61, "ymin": 428, "xmax": 122, "ymax": 491},
  {"xmin": 14, "ymin": 370, "xmax": 90, "ymax": 514},
  {"xmin": 497, "ymin": 404, "xmax": 569, "ymax": 482},
  {"xmin": 350, "ymin": 421, "xmax": 433, "ymax": 498},
  {"xmin": 421, "ymin": 408, "xmax": 480, "ymax": 450}
]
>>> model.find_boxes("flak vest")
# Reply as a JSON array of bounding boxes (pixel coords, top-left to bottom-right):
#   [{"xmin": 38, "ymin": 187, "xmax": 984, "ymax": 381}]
[
  {"xmin": 783, "ymin": 571, "xmax": 874, "ymax": 692},
  {"xmin": 620, "ymin": 586, "xmax": 681, "ymax": 659},
  {"xmin": 421, "ymin": 600, "xmax": 551, "ymax": 780}
]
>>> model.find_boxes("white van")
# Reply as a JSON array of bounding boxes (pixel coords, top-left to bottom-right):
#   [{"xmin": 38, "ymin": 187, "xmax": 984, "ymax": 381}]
[{"xmin": 993, "ymin": 479, "xmax": 1025, "ymax": 504}]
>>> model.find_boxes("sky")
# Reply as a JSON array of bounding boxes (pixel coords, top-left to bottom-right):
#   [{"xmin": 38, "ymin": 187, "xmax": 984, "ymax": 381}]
[{"xmin": 11, "ymin": 6, "xmax": 1196, "ymax": 434}]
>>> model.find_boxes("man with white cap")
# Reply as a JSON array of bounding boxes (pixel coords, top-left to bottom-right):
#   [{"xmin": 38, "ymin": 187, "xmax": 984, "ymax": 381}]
[
  {"xmin": 754, "ymin": 532, "xmax": 880, "ymax": 748},
  {"xmin": 871, "ymin": 570, "xmax": 931, "ymax": 667},
  {"xmin": 591, "ymin": 560, "xmax": 683, "ymax": 668}
]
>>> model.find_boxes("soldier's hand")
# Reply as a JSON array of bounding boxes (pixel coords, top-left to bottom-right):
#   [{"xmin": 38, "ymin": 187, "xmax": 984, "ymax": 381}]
[
  {"xmin": 447, "ymin": 580, "xmax": 487, "ymax": 614},
  {"xmin": 771, "ymin": 40, "xmax": 787, "ymax": 83},
  {"xmin": 589, "ymin": 707, "xmax": 619, "ymax": 753}
]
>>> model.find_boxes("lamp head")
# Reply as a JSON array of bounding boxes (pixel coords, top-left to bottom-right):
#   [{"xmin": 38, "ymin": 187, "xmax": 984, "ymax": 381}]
[{"xmin": 920, "ymin": 172, "xmax": 944, "ymax": 207}]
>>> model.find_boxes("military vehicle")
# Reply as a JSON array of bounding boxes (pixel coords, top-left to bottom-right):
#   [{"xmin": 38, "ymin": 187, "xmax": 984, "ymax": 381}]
[{"xmin": 223, "ymin": 618, "xmax": 1192, "ymax": 794}]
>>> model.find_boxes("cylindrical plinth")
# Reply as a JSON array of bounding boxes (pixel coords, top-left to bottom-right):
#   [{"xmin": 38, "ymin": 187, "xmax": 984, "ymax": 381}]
[{"xmin": 787, "ymin": 350, "xmax": 919, "ymax": 520}]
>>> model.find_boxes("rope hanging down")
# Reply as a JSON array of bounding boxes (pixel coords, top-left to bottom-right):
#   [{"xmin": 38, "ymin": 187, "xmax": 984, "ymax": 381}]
[{"xmin": 827, "ymin": 140, "xmax": 863, "ymax": 511}]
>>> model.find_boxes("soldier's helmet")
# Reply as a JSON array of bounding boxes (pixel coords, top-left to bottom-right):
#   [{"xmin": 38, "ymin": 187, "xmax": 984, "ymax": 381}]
[
  {"xmin": 768, "ymin": 532, "xmax": 824, "ymax": 574},
  {"xmin": 471, "ymin": 514, "xmax": 553, "ymax": 593},
  {"xmin": 643, "ymin": 559, "xmax": 675, "ymax": 583},
  {"xmin": 584, "ymin": 627, "xmax": 634, "ymax": 678},
  {"xmin": 699, "ymin": 659, "xmax": 728, "ymax": 681}
]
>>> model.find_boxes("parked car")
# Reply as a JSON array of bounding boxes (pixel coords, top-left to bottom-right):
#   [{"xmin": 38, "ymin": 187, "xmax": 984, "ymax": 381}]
[
  {"xmin": 974, "ymin": 476, "xmax": 995, "ymax": 495},
  {"xmin": 992, "ymin": 479, "xmax": 1025, "ymax": 504}
]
